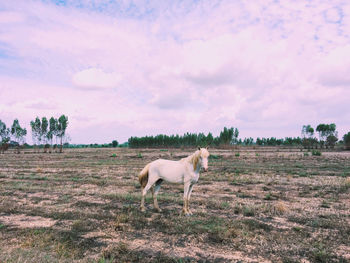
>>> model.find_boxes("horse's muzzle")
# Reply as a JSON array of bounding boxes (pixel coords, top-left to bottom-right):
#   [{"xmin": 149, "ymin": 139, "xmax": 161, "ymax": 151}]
[{"xmin": 203, "ymin": 168, "xmax": 208, "ymax": 172}]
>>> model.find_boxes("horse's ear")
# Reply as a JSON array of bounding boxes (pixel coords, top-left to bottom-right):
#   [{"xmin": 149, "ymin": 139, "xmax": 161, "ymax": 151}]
[
  {"xmin": 198, "ymin": 146, "xmax": 201, "ymax": 150},
  {"xmin": 206, "ymin": 146, "xmax": 209, "ymax": 150}
]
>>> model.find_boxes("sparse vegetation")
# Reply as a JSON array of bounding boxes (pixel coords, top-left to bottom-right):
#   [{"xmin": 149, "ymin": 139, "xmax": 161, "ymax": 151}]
[{"xmin": 0, "ymin": 147, "xmax": 349, "ymax": 262}]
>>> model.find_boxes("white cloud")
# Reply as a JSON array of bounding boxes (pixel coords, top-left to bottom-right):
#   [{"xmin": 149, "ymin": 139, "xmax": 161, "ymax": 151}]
[{"xmin": 72, "ymin": 68, "xmax": 122, "ymax": 90}]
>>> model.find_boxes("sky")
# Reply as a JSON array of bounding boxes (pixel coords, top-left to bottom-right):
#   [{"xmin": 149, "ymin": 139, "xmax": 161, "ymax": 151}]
[{"xmin": 0, "ymin": 0, "xmax": 349, "ymax": 144}]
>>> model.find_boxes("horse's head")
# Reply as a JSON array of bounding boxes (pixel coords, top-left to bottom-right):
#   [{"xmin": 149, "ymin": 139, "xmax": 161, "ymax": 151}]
[{"xmin": 198, "ymin": 147, "xmax": 210, "ymax": 172}]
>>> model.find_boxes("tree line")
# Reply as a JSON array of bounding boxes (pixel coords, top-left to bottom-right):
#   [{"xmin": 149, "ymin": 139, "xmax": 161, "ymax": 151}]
[
  {"xmin": 128, "ymin": 127, "xmax": 238, "ymax": 148},
  {"xmin": 0, "ymin": 115, "xmax": 68, "ymax": 153},
  {"xmin": 30, "ymin": 115, "xmax": 69, "ymax": 153},
  {"xmin": 128, "ymin": 127, "xmax": 302, "ymax": 148},
  {"xmin": 128, "ymin": 124, "xmax": 350, "ymax": 149},
  {"xmin": 2, "ymin": 119, "xmax": 350, "ymax": 151}
]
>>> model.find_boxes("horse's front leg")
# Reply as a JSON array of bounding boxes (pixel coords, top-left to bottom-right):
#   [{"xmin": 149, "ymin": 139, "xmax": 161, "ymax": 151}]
[
  {"xmin": 182, "ymin": 182, "xmax": 191, "ymax": 215},
  {"xmin": 186, "ymin": 184, "xmax": 195, "ymax": 215}
]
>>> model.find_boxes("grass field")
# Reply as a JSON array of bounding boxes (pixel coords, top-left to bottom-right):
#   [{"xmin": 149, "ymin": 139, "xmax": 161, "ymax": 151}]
[{"xmin": 0, "ymin": 147, "xmax": 349, "ymax": 262}]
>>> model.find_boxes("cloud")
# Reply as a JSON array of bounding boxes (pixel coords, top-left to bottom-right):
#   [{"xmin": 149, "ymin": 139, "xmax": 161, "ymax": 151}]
[
  {"xmin": 0, "ymin": 0, "xmax": 350, "ymax": 143},
  {"xmin": 317, "ymin": 45, "xmax": 350, "ymax": 86},
  {"xmin": 25, "ymin": 100, "xmax": 57, "ymax": 110},
  {"xmin": 324, "ymin": 6, "xmax": 343, "ymax": 24},
  {"xmin": 0, "ymin": 11, "xmax": 25, "ymax": 24},
  {"xmin": 72, "ymin": 68, "xmax": 122, "ymax": 90}
]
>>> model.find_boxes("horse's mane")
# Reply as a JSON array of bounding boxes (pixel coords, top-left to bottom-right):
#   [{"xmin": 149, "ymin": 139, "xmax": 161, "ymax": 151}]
[{"xmin": 181, "ymin": 150, "xmax": 201, "ymax": 171}]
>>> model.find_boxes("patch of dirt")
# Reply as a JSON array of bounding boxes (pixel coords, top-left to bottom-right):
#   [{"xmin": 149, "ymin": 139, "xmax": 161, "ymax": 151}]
[{"xmin": 0, "ymin": 213, "xmax": 57, "ymax": 228}]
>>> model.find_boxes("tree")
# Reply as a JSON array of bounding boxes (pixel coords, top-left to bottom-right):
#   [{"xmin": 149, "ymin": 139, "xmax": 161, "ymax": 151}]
[
  {"xmin": 11, "ymin": 119, "xmax": 27, "ymax": 153},
  {"xmin": 316, "ymin": 124, "xmax": 326, "ymax": 148},
  {"xmin": 0, "ymin": 120, "xmax": 10, "ymax": 153},
  {"xmin": 302, "ymin": 125, "xmax": 314, "ymax": 138},
  {"xmin": 325, "ymin": 124, "xmax": 337, "ymax": 149},
  {"xmin": 219, "ymin": 127, "xmax": 237, "ymax": 146},
  {"xmin": 243, "ymin": 137, "xmax": 254, "ymax": 145},
  {"xmin": 343, "ymin": 132, "xmax": 350, "ymax": 150},
  {"xmin": 57, "ymin": 115, "xmax": 68, "ymax": 153},
  {"xmin": 232, "ymin": 128, "xmax": 239, "ymax": 144},
  {"xmin": 302, "ymin": 125, "xmax": 316, "ymax": 149},
  {"xmin": 0, "ymin": 120, "xmax": 10, "ymax": 143},
  {"xmin": 112, "ymin": 140, "xmax": 119, "ymax": 147},
  {"xmin": 30, "ymin": 117, "xmax": 41, "ymax": 152},
  {"xmin": 326, "ymin": 135, "xmax": 338, "ymax": 149},
  {"xmin": 196, "ymin": 133, "xmax": 207, "ymax": 147},
  {"xmin": 48, "ymin": 117, "xmax": 58, "ymax": 151},
  {"xmin": 316, "ymin": 123, "xmax": 337, "ymax": 148},
  {"xmin": 206, "ymin": 132, "xmax": 214, "ymax": 146},
  {"xmin": 40, "ymin": 117, "xmax": 48, "ymax": 151}
]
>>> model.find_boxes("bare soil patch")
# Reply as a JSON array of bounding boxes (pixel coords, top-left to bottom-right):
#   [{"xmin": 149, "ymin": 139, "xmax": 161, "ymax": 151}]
[{"xmin": 0, "ymin": 214, "xmax": 57, "ymax": 228}]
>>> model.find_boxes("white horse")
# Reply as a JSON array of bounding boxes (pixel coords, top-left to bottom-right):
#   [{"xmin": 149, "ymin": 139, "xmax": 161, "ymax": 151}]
[{"xmin": 138, "ymin": 147, "xmax": 210, "ymax": 215}]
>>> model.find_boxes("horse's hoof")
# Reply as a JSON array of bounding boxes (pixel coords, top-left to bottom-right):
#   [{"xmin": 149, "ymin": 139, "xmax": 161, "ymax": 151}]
[
  {"xmin": 155, "ymin": 208, "xmax": 162, "ymax": 212},
  {"xmin": 182, "ymin": 210, "xmax": 191, "ymax": 216},
  {"xmin": 140, "ymin": 207, "xmax": 146, "ymax": 212}
]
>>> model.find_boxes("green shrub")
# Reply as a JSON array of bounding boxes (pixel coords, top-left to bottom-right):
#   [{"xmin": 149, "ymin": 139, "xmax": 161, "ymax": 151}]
[
  {"xmin": 312, "ymin": 150, "xmax": 321, "ymax": 156},
  {"xmin": 235, "ymin": 152, "xmax": 240, "ymax": 157}
]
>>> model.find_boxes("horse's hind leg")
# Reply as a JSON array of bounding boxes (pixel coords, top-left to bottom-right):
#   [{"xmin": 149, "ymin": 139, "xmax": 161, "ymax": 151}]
[
  {"xmin": 152, "ymin": 179, "xmax": 163, "ymax": 212},
  {"xmin": 140, "ymin": 186, "xmax": 146, "ymax": 212},
  {"xmin": 141, "ymin": 176, "xmax": 159, "ymax": 212}
]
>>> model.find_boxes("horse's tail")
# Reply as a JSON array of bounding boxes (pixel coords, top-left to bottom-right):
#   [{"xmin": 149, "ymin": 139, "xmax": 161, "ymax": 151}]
[{"xmin": 139, "ymin": 163, "xmax": 150, "ymax": 188}]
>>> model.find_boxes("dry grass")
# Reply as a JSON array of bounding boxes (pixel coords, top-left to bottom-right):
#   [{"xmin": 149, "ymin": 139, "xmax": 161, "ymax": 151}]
[{"xmin": 0, "ymin": 147, "xmax": 349, "ymax": 262}]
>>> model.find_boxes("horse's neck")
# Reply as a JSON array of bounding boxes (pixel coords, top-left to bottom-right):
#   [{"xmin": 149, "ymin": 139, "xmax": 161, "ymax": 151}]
[{"xmin": 185, "ymin": 151, "xmax": 201, "ymax": 173}]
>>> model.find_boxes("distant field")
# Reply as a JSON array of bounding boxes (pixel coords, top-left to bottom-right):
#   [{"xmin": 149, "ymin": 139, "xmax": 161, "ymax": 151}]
[{"xmin": 0, "ymin": 148, "xmax": 349, "ymax": 262}]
